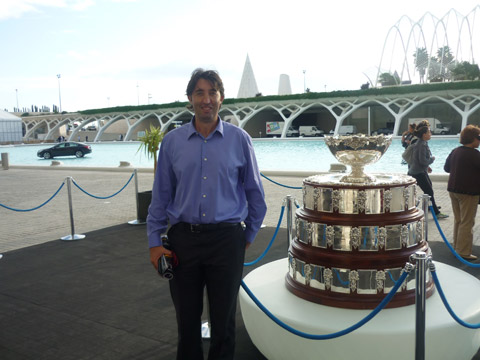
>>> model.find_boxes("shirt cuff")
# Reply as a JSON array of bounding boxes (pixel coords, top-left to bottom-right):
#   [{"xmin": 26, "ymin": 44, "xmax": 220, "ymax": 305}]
[{"xmin": 148, "ymin": 233, "xmax": 166, "ymax": 248}]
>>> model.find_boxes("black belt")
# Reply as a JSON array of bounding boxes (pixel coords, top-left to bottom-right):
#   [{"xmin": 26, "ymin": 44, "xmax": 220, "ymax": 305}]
[{"xmin": 177, "ymin": 222, "xmax": 240, "ymax": 233}]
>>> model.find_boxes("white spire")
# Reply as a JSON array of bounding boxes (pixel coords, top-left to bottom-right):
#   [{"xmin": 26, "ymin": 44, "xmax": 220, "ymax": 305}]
[{"xmin": 237, "ymin": 54, "xmax": 259, "ymax": 98}]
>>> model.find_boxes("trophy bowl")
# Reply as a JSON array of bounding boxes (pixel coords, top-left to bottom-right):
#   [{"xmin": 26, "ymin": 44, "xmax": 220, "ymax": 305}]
[{"xmin": 324, "ymin": 134, "xmax": 392, "ymax": 183}]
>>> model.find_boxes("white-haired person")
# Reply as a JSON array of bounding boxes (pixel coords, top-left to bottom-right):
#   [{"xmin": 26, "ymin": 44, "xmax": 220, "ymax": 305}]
[{"xmin": 444, "ymin": 125, "xmax": 480, "ymax": 261}]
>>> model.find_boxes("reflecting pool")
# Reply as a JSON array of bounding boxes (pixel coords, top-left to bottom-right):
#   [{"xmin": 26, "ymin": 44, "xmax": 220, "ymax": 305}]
[{"xmin": 1, "ymin": 138, "xmax": 462, "ymax": 174}]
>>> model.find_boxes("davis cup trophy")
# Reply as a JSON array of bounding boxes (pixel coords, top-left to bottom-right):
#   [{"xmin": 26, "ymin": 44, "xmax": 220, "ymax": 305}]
[
  {"xmin": 285, "ymin": 134, "xmax": 435, "ymax": 309},
  {"xmin": 240, "ymin": 134, "xmax": 480, "ymax": 359}
]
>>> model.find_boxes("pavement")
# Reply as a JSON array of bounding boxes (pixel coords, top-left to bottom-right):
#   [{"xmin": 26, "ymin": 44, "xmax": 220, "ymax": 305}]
[{"xmin": 1, "ymin": 167, "xmax": 480, "ymax": 359}]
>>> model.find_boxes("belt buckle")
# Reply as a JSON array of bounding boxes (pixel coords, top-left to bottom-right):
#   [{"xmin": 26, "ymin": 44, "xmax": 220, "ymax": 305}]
[{"xmin": 190, "ymin": 224, "xmax": 201, "ymax": 233}]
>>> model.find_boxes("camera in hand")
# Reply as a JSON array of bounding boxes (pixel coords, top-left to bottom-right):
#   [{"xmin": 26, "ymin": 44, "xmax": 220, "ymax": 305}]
[
  {"xmin": 158, "ymin": 253, "xmax": 175, "ymax": 280},
  {"xmin": 158, "ymin": 239, "xmax": 178, "ymax": 280}
]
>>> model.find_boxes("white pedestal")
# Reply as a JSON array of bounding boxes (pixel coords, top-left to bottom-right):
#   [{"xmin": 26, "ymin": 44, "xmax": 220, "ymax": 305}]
[{"xmin": 240, "ymin": 259, "xmax": 480, "ymax": 360}]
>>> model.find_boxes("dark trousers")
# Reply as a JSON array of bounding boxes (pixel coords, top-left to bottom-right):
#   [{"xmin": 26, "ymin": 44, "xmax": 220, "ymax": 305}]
[
  {"xmin": 167, "ymin": 223, "xmax": 246, "ymax": 360},
  {"xmin": 410, "ymin": 172, "xmax": 440, "ymax": 214}
]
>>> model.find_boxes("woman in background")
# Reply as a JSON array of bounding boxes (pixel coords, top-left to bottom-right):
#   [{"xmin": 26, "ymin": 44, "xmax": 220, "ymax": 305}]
[
  {"xmin": 401, "ymin": 123, "xmax": 416, "ymax": 148},
  {"xmin": 444, "ymin": 125, "xmax": 480, "ymax": 260},
  {"xmin": 408, "ymin": 120, "xmax": 448, "ymax": 219}
]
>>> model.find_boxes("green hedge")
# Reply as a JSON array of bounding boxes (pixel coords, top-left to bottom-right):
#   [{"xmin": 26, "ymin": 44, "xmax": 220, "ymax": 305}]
[{"xmin": 78, "ymin": 80, "xmax": 480, "ymax": 115}]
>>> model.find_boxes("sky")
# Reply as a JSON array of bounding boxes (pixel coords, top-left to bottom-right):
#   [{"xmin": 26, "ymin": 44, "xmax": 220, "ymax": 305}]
[{"xmin": 1, "ymin": 0, "xmax": 479, "ymax": 113}]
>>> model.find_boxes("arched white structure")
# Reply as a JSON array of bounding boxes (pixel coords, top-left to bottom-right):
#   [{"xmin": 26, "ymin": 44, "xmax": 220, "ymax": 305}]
[
  {"xmin": 377, "ymin": 6, "xmax": 480, "ymax": 86},
  {"xmin": 20, "ymin": 86, "xmax": 480, "ymax": 142}
]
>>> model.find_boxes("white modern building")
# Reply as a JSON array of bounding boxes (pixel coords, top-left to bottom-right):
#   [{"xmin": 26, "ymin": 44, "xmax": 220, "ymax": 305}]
[{"xmin": 0, "ymin": 110, "xmax": 23, "ymax": 144}]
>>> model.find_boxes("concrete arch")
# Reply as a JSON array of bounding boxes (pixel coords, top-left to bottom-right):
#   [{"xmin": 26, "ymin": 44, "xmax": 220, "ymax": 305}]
[
  {"xmin": 96, "ymin": 114, "xmax": 127, "ymax": 141},
  {"xmin": 44, "ymin": 117, "xmax": 72, "ymax": 141},
  {"xmin": 24, "ymin": 119, "xmax": 49, "ymax": 140},
  {"xmin": 125, "ymin": 113, "xmax": 162, "ymax": 141}
]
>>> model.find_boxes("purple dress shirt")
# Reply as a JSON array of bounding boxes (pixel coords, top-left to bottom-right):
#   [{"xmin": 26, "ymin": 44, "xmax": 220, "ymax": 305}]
[{"xmin": 147, "ymin": 118, "xmax": 267, "ymax": 248}]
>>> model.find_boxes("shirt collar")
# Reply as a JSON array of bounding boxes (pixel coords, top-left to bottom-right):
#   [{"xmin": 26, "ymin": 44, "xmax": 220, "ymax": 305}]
[{"xmin": 187, "ymin": 116, "xmax": 224, "ymax": 139}]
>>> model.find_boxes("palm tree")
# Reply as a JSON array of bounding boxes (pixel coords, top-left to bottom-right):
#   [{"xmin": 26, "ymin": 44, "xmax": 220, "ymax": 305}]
[
  {"xmin": 428, "ymin": 56, "xmax": 442, "ymax": 82},
  {"xmin": 137, "ymin": 125, "xmax": 164, "ymax": 175},
  {"xmin": 436, "ymin": 46, "xmax": 455, "ymax": 81},
  {"xmin": 413, "ymin": 48, "xmax": 429, "ymax": 83}
]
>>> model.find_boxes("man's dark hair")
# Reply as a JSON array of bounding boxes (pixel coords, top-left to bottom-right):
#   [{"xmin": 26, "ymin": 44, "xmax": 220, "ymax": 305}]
[
  {"xmin": 186, "ymin": 68, "xmax": 225, "ymax": 98},
  {"xmin": 460, "ymin": 124, "xmax": 480, "ymax": 145}
]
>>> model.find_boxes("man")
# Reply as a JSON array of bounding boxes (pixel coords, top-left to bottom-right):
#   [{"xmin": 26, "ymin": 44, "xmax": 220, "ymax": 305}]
[{"xmin": 147, "ymin": 68, "xmax": 267, "ymax": 360}]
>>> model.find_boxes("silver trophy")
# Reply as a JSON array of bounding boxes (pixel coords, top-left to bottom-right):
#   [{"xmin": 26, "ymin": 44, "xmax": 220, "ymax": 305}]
[{"xmin": 324, "ymin": 134, "xmax": 392, "ymax": 183}]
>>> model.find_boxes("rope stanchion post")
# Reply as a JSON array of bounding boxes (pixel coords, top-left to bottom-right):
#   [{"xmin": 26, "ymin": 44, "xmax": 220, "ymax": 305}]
[
  {"xmin": 285, "ymin": 195, "xmax": 294, "ymax": 250},
  {"xmin": 421, "ymin": 194, "xmax": 430, "ymax": 242},
  {"xmin": 411, "ymin": 251, "xmax": 429, "ymax": 360},
  {"xmin": 61, "ymin": 177, "xmax": 86, "ymax": 241},
  {"xmin": 128, "ymin": 169, "xmax": 145, "ymax": 225}
]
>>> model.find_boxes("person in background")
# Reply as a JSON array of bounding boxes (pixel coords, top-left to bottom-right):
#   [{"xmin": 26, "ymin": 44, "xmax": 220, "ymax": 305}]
[
  {"xmin": 444, "ymin": 125, "xmax": 480, "ymax": 260},
  {"xmin": 402, "ymin": 123, "xmax": 416, "ymax": 148},
  {"xmin": 408, "ymin": 120, "xmax": 448, "ymax": 219},
  {"xmin": 147, "ymin": 68, "xmax": 267, "ymax": 360}
]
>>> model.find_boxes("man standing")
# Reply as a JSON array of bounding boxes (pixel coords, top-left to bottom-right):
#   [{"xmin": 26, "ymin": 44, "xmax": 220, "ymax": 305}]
[{"xmin": 147, "ymin": 68, "xmax": 267, "ymax": 359}]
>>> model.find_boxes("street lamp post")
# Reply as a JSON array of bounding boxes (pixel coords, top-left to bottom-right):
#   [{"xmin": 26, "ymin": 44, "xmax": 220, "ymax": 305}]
[
  {"xmin": 57, "ymin": 74, "xmax": 62, "ymax": 113},
  {"xmin": 137, "ymin": 83, "xmax": 140, "ymax": 106},
  {"xmin": 303, "ymin": 70, "xmax": 306, "ymax": 93},
  {"xmin": 15, "ymin": 89, "xmax": 19, "ymax": 112}
]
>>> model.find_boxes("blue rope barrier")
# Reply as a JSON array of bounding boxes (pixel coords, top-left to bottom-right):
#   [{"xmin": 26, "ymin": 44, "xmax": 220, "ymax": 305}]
[
  {"xmin": 71, "ymin": 172, "xmax": 135, "ymax": 200},
  {"xmin": 260, "ymin": 173, "xmax": 302, "ymax": 190},
  {"xmin": 244, "ymin": 205, "xmax": 285, "ymax": 266},
  {"xmin": 431, "ymin": 271, "xmax": 480, "ymax": 329},
  {"xmin": 0, "ymin": 182, "xmax": 65, "ymax": 212},
  {"xmin": 430, "ymin": 206, "xmax": 480, "ymax": 268},
  {"xmin": 241, "ymin": 270, "xmax": 409, "ymax": 340}
]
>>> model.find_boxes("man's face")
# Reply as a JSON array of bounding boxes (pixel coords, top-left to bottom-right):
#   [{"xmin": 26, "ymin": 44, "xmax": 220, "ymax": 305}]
[{"xmin": 188, "ymin": 78, "xmax": 224, "ymax": 124}]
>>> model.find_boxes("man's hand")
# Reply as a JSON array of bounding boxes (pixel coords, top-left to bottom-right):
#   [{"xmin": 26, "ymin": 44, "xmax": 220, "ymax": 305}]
[{"xmin": 150, "ymin": 246, "xmax": 172, "ymax": 270}]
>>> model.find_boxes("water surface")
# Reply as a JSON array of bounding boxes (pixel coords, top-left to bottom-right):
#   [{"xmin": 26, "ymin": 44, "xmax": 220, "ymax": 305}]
[{"xmin": 1, "ymin": 138, "xmax": 462, "ymax": 174}]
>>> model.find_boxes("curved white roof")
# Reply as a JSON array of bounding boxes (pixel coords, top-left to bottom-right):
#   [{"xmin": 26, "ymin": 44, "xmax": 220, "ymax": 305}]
[{"xmin": 0, "ymin": 110, "xmax": 21, "ymax": 122}]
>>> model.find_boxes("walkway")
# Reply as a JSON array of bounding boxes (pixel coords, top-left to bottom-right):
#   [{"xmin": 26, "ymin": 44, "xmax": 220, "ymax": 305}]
[{"xmin": 1, "ymin": 167, "xmax": 478, "ymax": 253}]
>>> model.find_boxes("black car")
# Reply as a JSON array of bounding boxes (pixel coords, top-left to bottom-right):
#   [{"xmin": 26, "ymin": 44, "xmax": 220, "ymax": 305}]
[{"xmin": 37, "ymin": 142, "xmax": 92, "ymax": 159}]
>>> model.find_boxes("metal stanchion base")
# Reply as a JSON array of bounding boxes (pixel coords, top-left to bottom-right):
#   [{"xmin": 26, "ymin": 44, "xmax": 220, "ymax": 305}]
[
  {"xmin": 128, "ymin": 219, "xmax": 146, "ymax": 225},
  {"xmin": 201, "ymin": 321, "xmax": 211, "ymax": 339},
  {"xmin": 61, "ymin": 234, "xmax": 86, "ymax": 241}
]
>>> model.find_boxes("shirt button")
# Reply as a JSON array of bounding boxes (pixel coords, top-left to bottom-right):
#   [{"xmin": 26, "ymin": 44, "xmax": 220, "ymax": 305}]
[
  {"xmin": 202, "ymin": 213, "xmax": 206, "ymax": 217},
  {"xmin": 204, "ymin": 157, "xmax": 207, "ymax": 161},
  {"xmin": 203, "ymin": 176, "xmax": 207, "ymax": 180},
  {"xmin": 203, "ymin": 194, "xmax": 206, "ymax": 198},
  {"xmin": 204, "ymin": 140, "xmax": 207, "ymax": 143}
]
